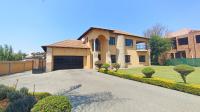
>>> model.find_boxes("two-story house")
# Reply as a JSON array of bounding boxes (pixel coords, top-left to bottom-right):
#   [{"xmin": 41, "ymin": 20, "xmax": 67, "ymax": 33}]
[
  {"xmin": 42, "ymin": 27, "xmax": 150, "ymax": 72},
  {"xmin": 166, "ymin": 29, "xmax": 200, "ymax": 59}
]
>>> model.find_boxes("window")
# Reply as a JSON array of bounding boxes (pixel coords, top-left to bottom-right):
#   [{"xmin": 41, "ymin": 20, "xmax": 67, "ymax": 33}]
[
  {"xmin": 125, "ymin": 39, "xmax": 133, "ymax": 46},
  {"xmin": 125, "ymin": 55, "xmax": 130, "ymax": 63},
  {"xmin": 175, "ymin": 51, "xmax": 186, "ymax": 58},
  {"xmin": 109, "ymin": 37, "xmax": 116, "ymax": 45},
  {"xmin": 95, "ymin": 39, "xmax": 101, "ymax": 51},
  {"xmin": 92, "ymin": 39, "xmax": 101, "ymax": 51},
  {"xmin": 196, "ymin": 35, "xmax": 200, "ymax": 43},
  {"xmin": 111, "ymin": 55, "xmax": 116, "ymax": 63},
  {"xmin": 98, "ymin": 54, "xmax": 101, "ymax": 60},
  {"xmin": 170, "ymin": 53, "xmax": 174, "ymax": 59},
  {"xmin": 139, "ymin": 55, "xmax": 146, "ymax": 62},
  {"xmin": 178, "ymin": 37, "xmax": 188, "ymax": 45}
]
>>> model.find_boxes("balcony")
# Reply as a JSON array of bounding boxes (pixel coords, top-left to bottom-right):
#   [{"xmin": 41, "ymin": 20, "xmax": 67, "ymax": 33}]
[{"xmin": 136, "ymin": 44, "xmax": 148, "ymax": 51}]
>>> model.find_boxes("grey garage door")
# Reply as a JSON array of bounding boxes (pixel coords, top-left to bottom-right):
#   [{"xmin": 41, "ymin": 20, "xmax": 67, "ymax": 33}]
[{"xmin": 53, "ymin": 56, "xmax": 83, "ymax": 70}]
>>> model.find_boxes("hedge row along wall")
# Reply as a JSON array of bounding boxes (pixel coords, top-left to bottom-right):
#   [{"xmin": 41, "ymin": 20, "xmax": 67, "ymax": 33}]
[{"xmin": 165, "ymin": 58, "xmax": 200, "ymax": 67}]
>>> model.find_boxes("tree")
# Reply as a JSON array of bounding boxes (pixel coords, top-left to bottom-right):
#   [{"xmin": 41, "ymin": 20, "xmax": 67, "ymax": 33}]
[
  {"xmin": 174, "ymin": 64, "xmax": 195, "ymax": 83},
  {"xmin": 149, "ymin": 35, "xmax": 171, "ymax": 65},
  {"xmin": 144, "ymin": 24, "xmax": 169, "ymax": 38},
  {"xmin": 0, "ymin": 44, "xmax": 26, "ymax": 61}
]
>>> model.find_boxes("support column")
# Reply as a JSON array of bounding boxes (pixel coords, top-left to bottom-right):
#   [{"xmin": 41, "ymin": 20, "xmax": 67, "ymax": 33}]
[
  {"xmin": 93, "ymin": 39, "xmax": 98, "ymax": 69},
  {"xmin": 148, "ymin": 49, "xmax": 151, "ymax": 66},
  {"xmin": 116, "ymin": 35, "xmax": 125, "ymax": 68},
  {"xmin": 106, "ymin": 39, "xmax": 111, "ymax": 64},
  {"xmin": 46, "ymin": 47, "xmax": 53, "ymax": 72}
]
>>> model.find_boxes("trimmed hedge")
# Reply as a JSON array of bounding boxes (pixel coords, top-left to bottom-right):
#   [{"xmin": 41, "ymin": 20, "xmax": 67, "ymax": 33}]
[
  {"xmin": 165, "ymin": 58, "xmax": 200, "ymax": 67},
  {"xmin": 31, "ymin": 96, "xmax": 71, "ymax": 112},
  {"xmin": 99, "ymin": 70, "xmax": 200, "ymax": 96}
]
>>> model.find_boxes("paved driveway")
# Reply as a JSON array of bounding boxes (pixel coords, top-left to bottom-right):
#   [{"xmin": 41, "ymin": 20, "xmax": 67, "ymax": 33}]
[{"xmin": 0, "ymin": 69, "xmax": 200, "ymax": 112}]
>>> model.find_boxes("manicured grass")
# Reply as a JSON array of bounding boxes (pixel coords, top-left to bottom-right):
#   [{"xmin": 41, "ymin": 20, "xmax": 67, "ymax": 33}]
[{"xmin": 119, "ymin": 66, "xmax": 200, "ymax": 84}]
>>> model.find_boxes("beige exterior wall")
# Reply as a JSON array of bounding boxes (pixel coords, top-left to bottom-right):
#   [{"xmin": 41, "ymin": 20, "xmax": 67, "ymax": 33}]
[
  {"xmin": 82, "ymin": 29, "xmax": 150, "ymax": 68},
  {"xmin": 166, "ymin": 31, "xmax": 200, "ymax": 60},
  {"xmin": 0, "ymin": 61, "xmax": 33, "ymax": 76},
  {"xmin": 46, "ymin": 47, "xmax": 91, "ymax": 72},
  {"xmin": 45, "ymin": 28, "xmax": 150, "ymax": 71}
]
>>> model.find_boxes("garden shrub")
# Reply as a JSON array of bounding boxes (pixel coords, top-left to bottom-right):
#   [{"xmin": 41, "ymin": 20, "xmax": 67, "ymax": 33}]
[
  {"xmin": 0, "ymin": 85, "xmax": 13, "ymax": 100},
  {"xmin": 174, "ymin": 64, "xmax": 195, "ymax": 83},
  {"xmin": 112, "ymin": 63, "xmax": 120, "ymax": 72},
  {"xmin": 31, "ymin": 96, "xmax": 72, "ymax": 112},
  {"xmin": 33, "ymin": 92, "xmax": 51, "ymax": 100},
  {"xmin": 7, "ymin": 91, "xmax": 24, "ymax": 102},
  {"xmin": 142, "ymin": 67, "xmax": 155, "ymax": 78},
  {"xmin": 6, "ymin": 96, "xmax": 36, "ymax": 112},
  {"xmin": 20, "ymin": 87, "xmax": 29, "ymax": 95},
  {"xmin": 0, "ymin": 108, "xmax": 4, "ymax": 112},
  {"xmin": 102, "ymin": 63, "xmax": 110, "ymax": 72},
  {"xmin": 95, "ymin": 61, "xmax": 103, "ymax": 71},
  {"xmin": 99, "ymin": 70, "xmax": 200, "ymax": 96}
]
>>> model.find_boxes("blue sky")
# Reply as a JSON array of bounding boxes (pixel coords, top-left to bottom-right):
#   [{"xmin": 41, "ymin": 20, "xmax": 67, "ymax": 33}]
[{"xmin": 0, "ymin": 0, "xmax": 200, "ymax": 53}]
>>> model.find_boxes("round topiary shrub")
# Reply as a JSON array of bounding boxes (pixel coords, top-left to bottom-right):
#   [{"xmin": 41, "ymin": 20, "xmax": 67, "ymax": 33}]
[
  {"xmin": 142, "ymin": 67, "xmax": 155, "ymax": 78},
  {"xmin": 102, "ymin": 63, "xmax": 110, "ymax": 72},
  {"xmin": 95, "ymin": 61, "xmax": 103, "ymax": 71},
  {"xmin": 112, "ymin": 63, "xmax": 120, "ymax": 72},
  {"xmin": 174, "ymin": 64, "xmax": 195, "ymax": 83},
  {"xmin": 31, "ymin": 96, "xmax": 72, "ymax": 112}
]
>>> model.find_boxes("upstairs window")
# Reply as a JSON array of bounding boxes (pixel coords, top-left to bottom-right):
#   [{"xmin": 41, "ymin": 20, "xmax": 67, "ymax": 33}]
[
  {"xmin": 111, "ymin": 55, "xmax": 116, "ymax": 63},
  {"xmin": 109, "ymin": 37, "xmax": 116, "ymax": 45},
  {"xmin": 178, "ymin": 37, "xmax": 188, "ymax": 45},
  {"xmin": 125, "ymin": 55, "xmax": 130, "ymax": 63},
  {"xmin": 196, "ymin": 35, "xmax": 200, "ymax": 43},
  {"xmin": 125, "ymin": 39, "xmax": 133, "ymax": 46}
]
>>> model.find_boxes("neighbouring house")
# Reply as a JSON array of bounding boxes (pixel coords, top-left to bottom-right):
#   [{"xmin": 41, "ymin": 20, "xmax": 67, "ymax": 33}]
[
  {"xmin": 165, "ymin": 29, "xmax": 200, "ymax": 60},
  {"xmin": 42, "ymin": 27, "xmax": 150, "ymax": 72}
]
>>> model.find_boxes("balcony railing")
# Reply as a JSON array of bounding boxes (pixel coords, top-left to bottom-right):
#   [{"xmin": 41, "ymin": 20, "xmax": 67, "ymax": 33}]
[{"xmin": 136, "ymin": 44, "xmax": 148, "ymax": 51}]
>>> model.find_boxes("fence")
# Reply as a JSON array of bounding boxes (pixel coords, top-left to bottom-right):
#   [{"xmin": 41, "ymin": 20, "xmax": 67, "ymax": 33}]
[
  {"xmin": 165, "ymin": 58, "xmax": 200, "ymax": 67},
  {"xmin": 0, "ymin": 61, "xmax": 33, "ymax": 76}
]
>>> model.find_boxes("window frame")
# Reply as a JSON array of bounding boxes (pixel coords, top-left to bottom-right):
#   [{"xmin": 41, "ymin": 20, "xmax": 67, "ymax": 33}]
[
  {"xmin": 125, "ymin": 55, "xmax": 131, "ymax": 63},
  {"xmin": 125, "ymin": 39, "xmax": 133, "ymax": 47},
  {"xmin": 109, "ymin": 37, "xmax": 116, "ymax": 45}
]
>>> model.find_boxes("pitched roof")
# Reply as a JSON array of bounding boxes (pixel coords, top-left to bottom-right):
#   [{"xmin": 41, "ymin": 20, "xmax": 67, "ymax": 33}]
[
  {"xmin": 42, "ymin": 40, "xmax": 89, "ymax": 51},
  {"xmin": 166, "ymin": 28, "xmax": 200, "ymax": 38},
  {"xmin": 166, "ymin": 29, "xmax": 192, "ymax": 38},
  {"xmin": 78, "ymin": 27, "xmax": 147, "ymax": 40}
]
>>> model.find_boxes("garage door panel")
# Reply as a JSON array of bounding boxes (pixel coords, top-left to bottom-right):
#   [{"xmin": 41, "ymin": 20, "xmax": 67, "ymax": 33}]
[{"xmin": 53, "ymin": 56, "xmax": 83, "ymax": 70}]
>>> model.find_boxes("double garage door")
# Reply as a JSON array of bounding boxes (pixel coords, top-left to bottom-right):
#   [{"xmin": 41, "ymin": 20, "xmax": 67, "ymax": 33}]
[{"xmin": 53, "ymin": 56, "xmax": 83, "ymax": 70}]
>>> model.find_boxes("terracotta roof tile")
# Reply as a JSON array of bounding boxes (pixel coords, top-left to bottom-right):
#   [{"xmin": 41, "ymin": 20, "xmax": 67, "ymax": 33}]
[
  {"xmin": 166, "ymin": 28, "xmax": 200, "ymax": 38},
  {"xmin": 78, "ymin": 27, "xmax": 147, "ymax": 40},
  {"xmin": 43, "ymin": 40, "xmax": 89, "ymax": 49}
]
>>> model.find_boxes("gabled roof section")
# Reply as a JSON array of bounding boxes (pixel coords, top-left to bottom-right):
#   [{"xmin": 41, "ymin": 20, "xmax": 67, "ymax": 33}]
[
  {"xmin": 42, "ymin": 40, "xmax": 89, "ymax": 51},
  {"xmin": 78, "ymin": 27, "xmax": 147, "ymax": 40}
]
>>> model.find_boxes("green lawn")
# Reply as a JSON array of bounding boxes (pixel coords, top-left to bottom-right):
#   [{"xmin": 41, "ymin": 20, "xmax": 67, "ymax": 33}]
[{"xmin": 119, "ymin": 66, "xmax": 200, "ymax": 84}]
